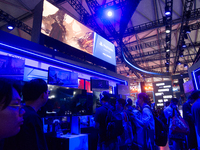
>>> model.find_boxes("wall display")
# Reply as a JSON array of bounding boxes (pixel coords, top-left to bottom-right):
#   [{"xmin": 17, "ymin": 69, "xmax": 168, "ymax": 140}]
[
  {"xmin": 0, "ymin": 54, "xmax": 25, "ymax": 80},
  {"xmin": 93, "ymin": 33, "xmax": 116, "ymax": 65},
  {"xmin": 183, "ymin": 80, "xmax": 194, "ymax": 93},
  {"xmin": 117, "ymin": 84, "xmax": 130, "ymax": 95},
  {"xmin": 41, "ymin": 0, "xmax": 116, "ymax": 66},
  {"xmin": 153, "ymin": 81, "xmax": 173, "ymax": 108},
  {"xmin": 90, "ymin": 78, "xmax": 109, "ymax": 91},
  {"xmin": 48, "ymin": 67, "xmax": 78, "ymax": 88}
]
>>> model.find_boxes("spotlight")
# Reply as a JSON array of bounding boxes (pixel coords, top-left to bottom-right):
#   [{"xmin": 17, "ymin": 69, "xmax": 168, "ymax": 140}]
[
  {"xmin": 166, "ymin": 26, "xmax": 170, "ymax": 33},
  {"xmin": 127, "ymin": 73, "xmax": 129, "ymax": 76},
  {"xmin": 165, "ymin": 62, "xmax": 169, "ymax": 67},
  {"xmin": 184, "ymin": 26, "xmax": 191, "ymax": 33},
  {"xmin": 166, "ymin": 37, "xmax": 170, "ymax": 44},
  {"xmin": 182, "ymin": 41, "xmax": 186, "ymax": 48},
  {"xmin": 184, "ymin": 64, "xmax": 188, "ymax": 68},
  {"xmin": 179, "ymin": 52, "xmax": 183, "ymax": 57},
  {"xmin": 7, "ymin": 23, "xmax": 15, "ymax": 30},
  {"xmin": 177, "ymin": 61, "xmax": 181, "ymax": 65},
  {"xmin": 165, "ymin": 46, "xmax": 170, "ymax": 52},
  {"xmin": 165, "ymin": 6, "xmax": 171, "ymax": 16},
  {"xmin": 107, "ymin": 10, "xmax": 113, "ymax": 17}
]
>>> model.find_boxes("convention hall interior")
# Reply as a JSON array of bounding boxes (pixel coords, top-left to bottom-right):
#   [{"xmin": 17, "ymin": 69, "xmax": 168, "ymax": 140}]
[{"xmin": 0, "ymin": 0, "xmax": 200, "ymax": 150}]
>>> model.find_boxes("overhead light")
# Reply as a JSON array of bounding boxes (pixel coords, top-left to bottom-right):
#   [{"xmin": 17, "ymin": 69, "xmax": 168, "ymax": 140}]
[
  {"xmin": 7, "ymin": 23, "xmax": 15, "ymax": 30},
  {"xmin": 165, "ymin": 46, "xmax": 170, "ymax": 52},
  {"xmin": 182, "ymin": 41, "xmax": 186, "ymax": 48},
  {"xmin": 166, "ymin": 37, "xmax": 170, "ymax": 43},
  {"xmin": 107, "ymin": 10, "xmax": 113, "ymax": 17},
  {"xmin": 127, "ymin": 73, "xmax": 129, "ymax": 76},
  {"xmin": 177, "ymin": 61, "xmax": 181, "ymax": 65},
  {"xmin": 165, "ymin": 6, "xmax": 171, "ymax": 16},
  {"xmin": 184, "ymin": 26, "xmax": 191, "ymax": 33},
  {"xmin": 184, "ymin": 64, "xmax": 188, "ymax": 68},
  {"xmin": 179, "ymin": 51, "xmax": 184, "ymax": 57},
  {"xmin": 166, "ymin": 26, "xmax": 170, "ymax": 33}
]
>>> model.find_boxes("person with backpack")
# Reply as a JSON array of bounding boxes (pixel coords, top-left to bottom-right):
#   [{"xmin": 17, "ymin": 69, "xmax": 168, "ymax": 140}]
[
  {"xmin": 116, "ymin": 98, "xmax": 133, "ymax": 150},
  {"xmin": 137, "ymin": 93, "xmax": 156, "ymax": 150},
  {"xmin": 94, "ymin": 95, "xmax": 119, "ymax": 150}
]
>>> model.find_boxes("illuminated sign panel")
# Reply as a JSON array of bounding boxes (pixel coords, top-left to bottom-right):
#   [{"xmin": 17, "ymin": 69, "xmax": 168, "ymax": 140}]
[
  {"xmin": 41, "ymin": 0, "xmax": 116, "ymax": 66},
  {"xmin": 153, "ymin": 81, "xmax": 173, "ymax": 108}
]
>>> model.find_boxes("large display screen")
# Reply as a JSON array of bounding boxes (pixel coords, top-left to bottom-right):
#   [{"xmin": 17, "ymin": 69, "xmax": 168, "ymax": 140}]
[
  {"xmin": 153, "ymin": 81, "xmax": 173, "ymax": 108},
  {"xmin": 0, "ymin": 54, "xmax": 25, "ymax": 80},
  {"xmin": 48, "ymin": 67, "xmax": 78, "ymax": 88},
  {"xmin": 93, "ymin": 33, "xmax": 116, "ymax": 65},
  {"xmin": 41, "ymin": 0, "xmax": 116, "ymax": 65}
]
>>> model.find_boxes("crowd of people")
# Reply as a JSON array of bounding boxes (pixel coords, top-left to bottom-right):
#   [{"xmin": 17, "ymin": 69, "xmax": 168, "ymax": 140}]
[
  {"xmin": 94, "ymin": 91, "xmax": 200, "ymax": 150},
  {"xmin": 0, "ymin": 77, "xmax": 200, "ymax": 150}
]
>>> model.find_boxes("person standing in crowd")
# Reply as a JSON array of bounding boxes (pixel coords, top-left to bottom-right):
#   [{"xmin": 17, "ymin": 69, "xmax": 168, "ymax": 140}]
[
  {"xmin": 191, "ymin": 90, "xmax": 200, "ymax": 149},
  {"xmin": 94, "ymin": 94, "xmax": 118, "ymax": 150},
  {"xmin": 3, "ymin": 78, "xmax": 49, "ymax": 150},
  {"xmin": 116, "ymin": 98, "xmax": 133, "ymax": 150},
  {"xmin": 164, "ymin": 98, "xmax": 186, "ymax": 150},
  {"xmin": 183, "ymin": 93, "xmax": 198, "ymax": 150},
  {"xmin": 137, "ymin": 93, "xmax": 155, "ymax": 150},
  {"xmin": 0, "ymin": 79, "xmax": 25, "ymax": 149}
]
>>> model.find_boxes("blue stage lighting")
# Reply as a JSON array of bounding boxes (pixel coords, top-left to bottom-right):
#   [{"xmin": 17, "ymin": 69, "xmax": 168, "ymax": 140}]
[
  {"xmin": 7, "ymin": 24, "xmax": 14, "ymax": 30},
  {"xmin": 107, "ymin": 10, "xmax": 113, "ymax": 17},
  {"xmin": 165, "ymin": 6, "xmax": 171, "ymax": 16}
]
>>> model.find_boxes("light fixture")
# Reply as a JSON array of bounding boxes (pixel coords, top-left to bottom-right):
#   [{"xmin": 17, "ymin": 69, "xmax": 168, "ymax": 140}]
[
  {"xmin": 165, "ymin": 6, "xmax": 171, "ymax": 16},
  {"xmin": 166, "ymin": 37, "xmax": 170, "ymax": 44},
  {"xmin": 184, "ymin": 26, "xmax": 191, "ymax": 33},
  {"xmin": 177, "ymin": 61, "xmax": 181, "ymax": 65},
  {"xmin": 165, "ymin": 46, "xmax": 170, "ymax": 52},
  {"xmin": 184, "ymin": 33, "xmax": 188, "ymax": 39},
  {"xmin": 127, "ymin": 73, "xmax": 129, "ymax": 76},
  {"xmin": 166, "ymin": 26, "xmax": 170, "ymax": 33},
  {"xmin": 107, "ymin": 10, "xmax": 113, "ymax": 17},
  {"xmin": 182, "ymin": 41, "xmax": 186, "ymax": 48},
  {"xmin": 184, "ymin": 64, "xmax": 188, "ymax": 68},
  {"xmin": 179, "ymin": 51, "xmax": 183, "ymax": 57},
  {"xmin": 7, "ymin": 23, "xmax": 15, "ymax": 30}
]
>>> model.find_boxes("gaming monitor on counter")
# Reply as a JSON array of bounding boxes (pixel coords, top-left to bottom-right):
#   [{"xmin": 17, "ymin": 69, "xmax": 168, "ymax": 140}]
[{"xmin": 40, "ymin": 85, "xmax": 93, "ymax": 117}]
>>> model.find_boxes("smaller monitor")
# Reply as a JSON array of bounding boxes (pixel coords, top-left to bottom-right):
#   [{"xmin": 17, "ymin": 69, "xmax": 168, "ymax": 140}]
[
  {"xmin": 117, "ymin": 84, "xmax": 130, "ymax": 95},
  {"xmin": 183, "ymin": 80, "xmax": 194, "ymax": 93},
  {"xmin": 48, "ymin": 67, "xmax": 78, "ymax": 88},
  {"xmin": 90, "ymin": 78, "xmax": 109, "ymax": 91}
]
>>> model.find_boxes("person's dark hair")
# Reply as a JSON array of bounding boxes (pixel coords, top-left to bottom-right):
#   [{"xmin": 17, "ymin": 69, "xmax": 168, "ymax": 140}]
[
  {"xmin": 126, "ymin": 98, "xmax": 132, "ymax": 106},
  {"xmin": 22, "ymin": 78, "xmax": 47, "ymax": 102},
  {"xmin": 170, "ymin": 98, "xmax": 179, "ymax": 104},
  {"xmin": 190, "ymin": 90, "xmax": 200, "ymax": 101},
  {"xmin": 0, "ymin": 78, "xmax": 21, "ymax": 110},
  {"xmin": 117, "ymin": 98, "xmax": 126, "ymax": 107},
  {"xmin": 100, "ymin": 96, "xmax": 110, "ymax": 102},
  {"xmin": 138, "ymin": 93, "xmax": 150, "ymax": 104}
]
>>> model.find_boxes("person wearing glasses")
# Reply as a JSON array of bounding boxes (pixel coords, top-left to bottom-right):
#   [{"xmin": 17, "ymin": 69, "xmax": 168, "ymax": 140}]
[
  {"xmin": 0, "ymin": 79, "xmax": 25, "ymax": 149},
  {"xmin": 3, "ymin": 78, "xmax": 49, "ymax": 150}
]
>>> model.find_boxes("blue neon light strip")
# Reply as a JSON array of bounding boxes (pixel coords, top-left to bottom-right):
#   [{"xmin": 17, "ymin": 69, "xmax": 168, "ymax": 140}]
[
  {"xmin": 192, "ymin": 67, "xmax": 200, "ymax": 90},
  {"xmin": 122, "ymin": 51, "xmax": 161, "ymax": 75},
  {"xmin": 0, "ymin": 42, "xmax": 126, "ymax": 83}
]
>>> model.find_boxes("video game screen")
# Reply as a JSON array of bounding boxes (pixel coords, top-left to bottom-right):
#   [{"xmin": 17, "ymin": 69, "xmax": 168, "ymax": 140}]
[{"xmin": 48, "ymin": 67, "xmax": 78, "ymax": 88}]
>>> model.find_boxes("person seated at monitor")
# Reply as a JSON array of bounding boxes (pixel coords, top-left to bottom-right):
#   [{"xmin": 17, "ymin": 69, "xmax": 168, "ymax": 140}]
[
  {"xmin": 0, "ymin": 78, "xmax": 25, "ymax": 149},
  {"xmin": 3, "ymin": 78, "xmax": 49, "ymax": 150}
]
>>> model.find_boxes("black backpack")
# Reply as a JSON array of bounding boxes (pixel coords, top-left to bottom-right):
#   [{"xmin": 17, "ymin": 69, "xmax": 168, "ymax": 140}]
[
  {"xmin": 125, "ymin": 109, "xmax": 137, "ymax": 135},
  {"xmin": 144, "ymin": 106, "xmax": 168, "ymax": 147},
  {"xmin": 104, "ymin": 106, "xmax": 124, "ymax": 140}
]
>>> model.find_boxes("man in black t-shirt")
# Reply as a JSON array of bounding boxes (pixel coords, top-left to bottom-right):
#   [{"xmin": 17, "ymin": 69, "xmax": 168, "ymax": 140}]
[{"xmin": 4, "ymin": 79, "xmax": 49, "ymax": 150}]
